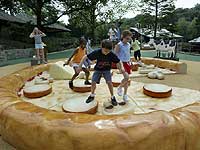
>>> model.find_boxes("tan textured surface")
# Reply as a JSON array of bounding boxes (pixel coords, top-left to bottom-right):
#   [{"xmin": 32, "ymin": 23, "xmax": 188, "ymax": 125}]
[
  {"xmin": 0, "ymin": 59, "xmax": 199, "ymax": 150},
  {"xmin": 20, "ymin": 78, "xmax": 200, "ymax": 115},
  {"xmin": 132, "ymin": 57, "xmax": 187, "ymax": 74},
  {"xmin": 134, "ymin": 60, "xmax": 200, "ymax": 91}
]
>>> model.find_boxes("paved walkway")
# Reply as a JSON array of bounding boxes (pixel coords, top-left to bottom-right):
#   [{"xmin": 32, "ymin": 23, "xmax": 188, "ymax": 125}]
[{"xmin": 0, "ymin": 49, "xmax": 200, "ymax": 67}]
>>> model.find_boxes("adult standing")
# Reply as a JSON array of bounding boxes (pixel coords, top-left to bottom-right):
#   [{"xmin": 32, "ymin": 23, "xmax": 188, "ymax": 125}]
[
  {"xmin": 86, "ymin": 37, "xmax": 93, "ymax": 53},
  {"xmin": 116, "ymin": 20, "xmax": 122, "ymax": 41},
  {"xmin": 108, "ymin": 24, "xmax": 118, "ymax": 41},
  {"xmin": 108, "ymin": 24, "xmax": 118, "ymax": 49},
  {"xmin": 29, "ymin": 27, "xmax": 47, "ymax": 64}
]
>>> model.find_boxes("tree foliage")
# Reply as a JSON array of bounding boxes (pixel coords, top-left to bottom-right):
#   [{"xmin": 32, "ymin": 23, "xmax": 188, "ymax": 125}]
[
  {"xmin": 140, "ymin": 0, "xmax": 176, "ymax": 38},
  {"xmin": 67, "ymin": 0, "xmax": 138, "ymax": 41},
  {"xmin": 0, "ymin": 0, "xmax": 90, "ymax": 28}
]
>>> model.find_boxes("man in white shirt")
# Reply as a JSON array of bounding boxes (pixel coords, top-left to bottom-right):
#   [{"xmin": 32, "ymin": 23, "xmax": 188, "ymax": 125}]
[{"xmin": 108, "ymin": 24, "xmax": 118, "ymax": 42}]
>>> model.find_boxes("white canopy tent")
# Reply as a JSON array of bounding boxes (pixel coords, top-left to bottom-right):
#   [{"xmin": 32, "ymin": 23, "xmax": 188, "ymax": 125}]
[
  {"xmin": 130, "ymin": 27, "xmax": 183, "ymax": 39},
  {"xmin": 189, "ymin": 37, "xmax": 200, "ymax": 43}
]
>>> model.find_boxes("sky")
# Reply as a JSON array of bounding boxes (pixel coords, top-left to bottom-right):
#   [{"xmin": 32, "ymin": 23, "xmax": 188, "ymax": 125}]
[{"xmin": 59, "ymin": 0, "xmax": 199, "ymax": 24}]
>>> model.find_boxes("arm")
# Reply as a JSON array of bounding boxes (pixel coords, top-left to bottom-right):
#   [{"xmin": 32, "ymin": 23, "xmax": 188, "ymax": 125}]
[
  {"xmin": 38, "ymin": 30, "xmax": 46, "ymax": 37},
  {"xmin": 76, "ymin": 55, "xmax": 88, "ymax": 73},
  {"xmin": 42, "ymin": 33, "xmax": 47, "ymax": 37},
  {"xmin": 41, "ymin": 33, "xmax": 46, "ymax": 37},
  {"xmin": 78, "ymin": 55, "xmax": 88, "ymax": 69},
  {"xmin": 116, "ymin": 62, "xmax": 129, "ymax": 80},
  {"xmin": 29, "ymin": 33, "xmax": 34, "ymax": 38},
  {"xmin": 114, "ymin": 43, "xmax": 120, "ymax": 54}
]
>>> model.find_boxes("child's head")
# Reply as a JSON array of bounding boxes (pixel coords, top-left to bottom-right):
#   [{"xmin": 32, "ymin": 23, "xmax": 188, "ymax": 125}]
[
  {"xmin": 33, "ymin": 27, "xmax": 39, "ymax": 34},
  {"xmin": 79, "ymin": 37, "xmax": 87, "ymax": 48},
  {"xmin": 121, "ymin": 30, "xmax": 132, "ymax": 43},
  {"xmin": 101, "ymin": 39, "xmax": 112, "ymax": 55}
]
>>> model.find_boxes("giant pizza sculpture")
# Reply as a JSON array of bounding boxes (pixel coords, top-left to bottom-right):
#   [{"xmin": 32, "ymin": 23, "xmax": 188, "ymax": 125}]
[{"xmin": 0, "ymin": 60, "xmax": 200, "ymax": 150}]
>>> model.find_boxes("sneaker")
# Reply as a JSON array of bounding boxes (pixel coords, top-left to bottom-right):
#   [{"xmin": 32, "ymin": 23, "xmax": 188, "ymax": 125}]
[
  {"xmin": 138, "ymin": 61, "xmax": 144, "ymax": 67},
  {"xmin": 69, "ymin": 81, "xmax": 73, "ymax": 89},
  {"xmin": 118, "ymin": 101, "xmax": 126, "ymax": 106},
  {"xmin": 43, "ymin": 60, "xmax": 48, "ymax": 64},
  {"xmin": 84, "ymin": 80, "xmax": 91, "ymax": 85},
  {"xmin": 103, "ymin": 101, "xmax": 114, "ymax": 109},
  {"xmin": 111, "ymin": 96, "xmax": 118, "ymax": 106},
  {"xmin": 86, "ymin": 95, "xmax": 95, "ymax": 103},
  {"xmin": 105, "ymin": 105, "xmax": 113, "ymax": 109},
  {"xmin": 123, "ymin": 95, "xmax": 128, "ymax": 102},
  {"xmin": 117, "ymin": 87, "xmax": 123, "ymax": 96}
]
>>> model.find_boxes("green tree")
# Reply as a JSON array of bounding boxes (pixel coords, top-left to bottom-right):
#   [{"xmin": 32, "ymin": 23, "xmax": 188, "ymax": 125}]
[
  {"xmin": 68, "ymin": 0, "xmax": 109, "ymax": 40},
  {"xmin": 188, "ymin": 18, "xmax": 198, "ymax": 39},
  {"xmin": 0, "ymin": 0, "xmax": 89, "ymax": 29},
  {"xmin": 141, "ymin": 0, "xmax": 175, "ymax": 38},
  {"xmin": 176, "ymin": 17, "xmax": 190, "ymax": 41},
  {"xmin": 0, "ymin": 0, "xmax": 22, "ymax": 15},
  {"xmin": 68, "ymin": 0, "xmax": 138, "ymax": 41}
]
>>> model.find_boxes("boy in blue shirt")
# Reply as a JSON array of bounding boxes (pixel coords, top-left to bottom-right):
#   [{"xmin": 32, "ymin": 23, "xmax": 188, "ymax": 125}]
[{"xmin": 78, "ymin": 39, "xmax": 128, "ymax": 109}]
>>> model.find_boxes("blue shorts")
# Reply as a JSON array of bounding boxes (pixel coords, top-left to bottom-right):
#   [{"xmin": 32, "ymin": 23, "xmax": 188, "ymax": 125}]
[
  {"xmin": 35, "ymin": 44, "xmax": 44, "ymax": 49},
  {"xmin": 92, "ymin": 70, "xmax": 112, "ymax": 84}
]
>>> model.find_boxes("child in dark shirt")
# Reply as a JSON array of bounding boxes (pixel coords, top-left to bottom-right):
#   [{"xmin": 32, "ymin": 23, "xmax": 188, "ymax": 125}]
[{"xmin": 77, "ymin": 39, "xmax": 128, "ymax": 109}]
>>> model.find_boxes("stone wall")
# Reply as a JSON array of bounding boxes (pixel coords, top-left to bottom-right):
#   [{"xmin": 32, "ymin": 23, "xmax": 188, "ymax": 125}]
[{"xmin": 0, "ymin": 48, "xmax": 34, "ymax": 65}]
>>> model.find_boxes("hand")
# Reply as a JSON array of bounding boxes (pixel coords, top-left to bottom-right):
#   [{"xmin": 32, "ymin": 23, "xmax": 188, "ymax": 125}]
[
  {"xmin": 63, "ymin": 61, "xmax": 70, "ymax": 66},
  {"xmin": 122, "ymin": 71, "xmax": 129, "ymax": 80}
]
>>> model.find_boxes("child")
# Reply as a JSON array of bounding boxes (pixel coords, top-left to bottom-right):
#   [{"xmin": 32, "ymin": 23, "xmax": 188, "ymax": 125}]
[
  {"xmin": 114, "ymin": 30, "xmax": 132, "ymax": 103},
  {"xmin": 64, "ymin": 37, "xmax": 91, "ymax": 89},
  {"xmin": 29, "ymin": 27, "xmax": 47, "ymax": 64},
  {"xmin": 132, "ymin": 36, "xmax": 141, "ymax": 62},
  {"xmin": 77, "ymin": 39, "xmax": 128, "ymax": 109}
]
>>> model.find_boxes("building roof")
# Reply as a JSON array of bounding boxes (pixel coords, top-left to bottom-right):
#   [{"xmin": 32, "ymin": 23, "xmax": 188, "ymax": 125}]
[
  {"xmin": 0, "ymin": 11, "xmax": 25, "ymax": 23},
  {"xmin": 0, "ymin": 11, "xmax": 70, "ymax": 32},
  {"xmin": 189, "ymin": 37, "xmax": 200, "ymax": 43}
]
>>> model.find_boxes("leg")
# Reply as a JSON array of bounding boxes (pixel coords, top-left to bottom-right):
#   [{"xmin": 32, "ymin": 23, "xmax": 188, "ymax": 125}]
[
  {"xmin": 134, "ymin": 51, "xmax": 137, "ymax": 61},
  {"xmin": 117, "ymin": 63, "xmax": 130, "ymax": 101},
  {"xmin": 36, "ymin": 49, "xmax": 40, "ymax": 60},
  {"xmin": 71, "ymin": 67, "xmax": 79, "ymax": 81},
  {"xmin": 103, "ymin": 71, "xmax": 117, "ymax": 106},
  {"xmin": 86, "ymin": 71, "xmax": 101, "ymax": 103},
  {"xmin": 138, "ymin": 50, "xmax": 141, "ymax": 61},
  {"xmin": 82, "ymin": 68, "xmax": 90, "ymax": 82},
  {"xmin": 123, "ymin": 82, "xmax": 129, "ymax": 96},
  {"xmin": 119, "ymin": 78, "xmax": 129, "ymax": 88},
  {"xmin": 107, "ymin": 81, "xmax": 114, "ymax": 97},
  {"xmin": 91, "ymin": 82, "xmax": 96, "ymax": 95},
  {"xmin": 44, "ymin": 48, "xmax": 48, "ymax": 62},
  {"xmin": 39, "ymin": 48, "xmax": 45, "ymax": 63},
  {"xmin": 86, "ymin": 81, "xmax": 96, "ymax": 103}
]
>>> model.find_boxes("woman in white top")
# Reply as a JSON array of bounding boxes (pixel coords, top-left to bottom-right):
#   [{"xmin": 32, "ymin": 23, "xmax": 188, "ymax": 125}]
[{"xmin": 29, "ymin": 27, "xmax": 47, "ymax": 64}]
